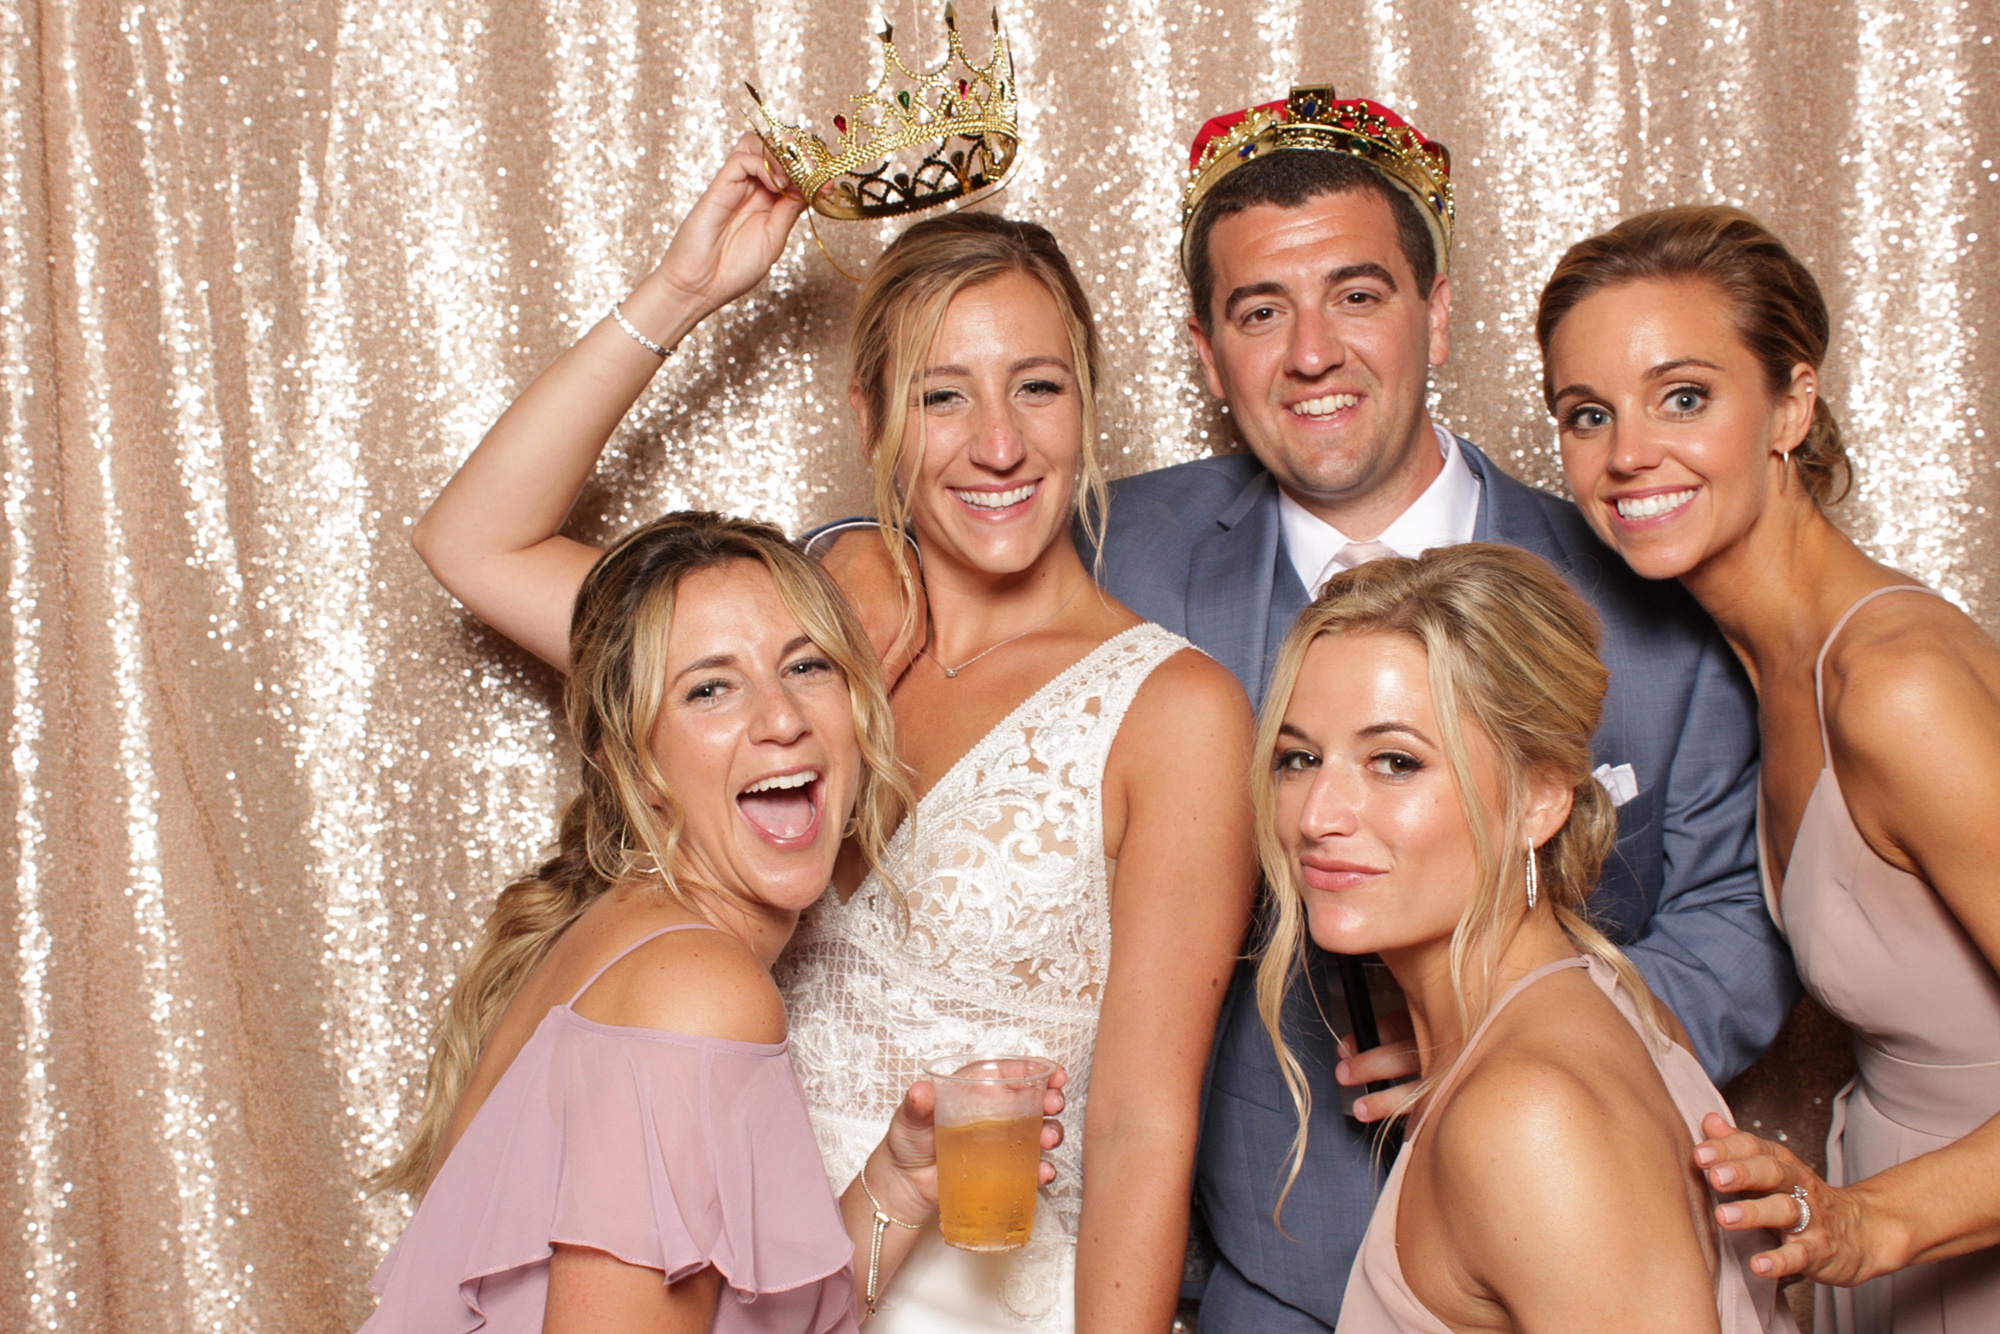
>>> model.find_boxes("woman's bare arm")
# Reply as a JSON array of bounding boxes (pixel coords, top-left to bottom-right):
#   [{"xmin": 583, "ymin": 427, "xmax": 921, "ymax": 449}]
[
  {"xmin": 544, "ymin": 1248, "xmax": 722, "ymax": 1334},
  {"xmin": 411, "ymin": 132, "xmax": 806, "ymax": 668},
  {"xmin": 1075, "ymin": 649, "xmax": 1257, "ymax": 1332},
  {"xmin": 1699, "ymin": 618, "xmax": 2000, "ymax": 1282}
]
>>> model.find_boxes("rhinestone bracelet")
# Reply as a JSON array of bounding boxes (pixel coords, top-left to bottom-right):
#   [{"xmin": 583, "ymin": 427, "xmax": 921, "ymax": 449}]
[{"xmin": 609, "ymin": 301, "xmax": 671, "ymax": 357}]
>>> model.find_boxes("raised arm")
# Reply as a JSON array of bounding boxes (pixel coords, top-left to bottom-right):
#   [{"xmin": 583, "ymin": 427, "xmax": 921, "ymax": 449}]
[
  {"xmin": 411, "ymin": 132, "xmax": 807, "ymax": 668},
  {"xmin": 1078, "ymin": 649, "xmax": 1257, "ymax": 1332},
  {"xmin": 1620, "ymin": 630, "xmax": 1796, "ymax": 1082}
]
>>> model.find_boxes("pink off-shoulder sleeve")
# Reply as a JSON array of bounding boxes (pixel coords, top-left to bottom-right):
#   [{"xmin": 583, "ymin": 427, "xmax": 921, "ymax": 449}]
[{"xmin": 363, "ymin": 1009, "xmax": 858, "ymax": 1334}]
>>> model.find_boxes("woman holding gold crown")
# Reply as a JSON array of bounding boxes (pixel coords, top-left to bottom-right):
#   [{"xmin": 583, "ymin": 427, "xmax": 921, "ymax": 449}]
[
  {"xmin": 1255, "ymin": 543, "xmax": 1796, "ymax": 1333},
  {"xmin": 409, "ymin": 116, "xmax": 1257, "ymax": 1334}
]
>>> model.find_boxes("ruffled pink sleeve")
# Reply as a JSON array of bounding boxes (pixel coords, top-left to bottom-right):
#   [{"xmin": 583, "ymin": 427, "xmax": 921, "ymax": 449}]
[{"xmin": 362, "ymin": 1011, "xmax": 858, "ymax": 1334}]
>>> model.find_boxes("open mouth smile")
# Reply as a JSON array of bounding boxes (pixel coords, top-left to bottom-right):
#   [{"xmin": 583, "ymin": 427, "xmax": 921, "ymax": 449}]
[
  {"xmin": 949, "ymin": 482, "xmax": 1038, "ymax": 516},
  {"xmin": 1289, "ymin": 393, "xmax": 1360, "ymax": 420},
  {"xmin": 736, "ymin": 768, "xmax": 824, "ymax": 846},
  {"xmin": 1613, "ymin": 487, "xmax": 1698, "ymax": 523}
]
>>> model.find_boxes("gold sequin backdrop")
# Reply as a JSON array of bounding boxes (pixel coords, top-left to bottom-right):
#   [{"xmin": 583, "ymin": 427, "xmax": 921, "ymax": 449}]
[{"xmin": 4, "ymin": 0, "xmax": 1996, "ymax": 1328}]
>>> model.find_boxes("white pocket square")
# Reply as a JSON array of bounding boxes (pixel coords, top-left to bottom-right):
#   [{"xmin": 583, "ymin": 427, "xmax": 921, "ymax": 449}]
[{"xmin": 1593, "ymin": 762, "xmax": 1639, "ymax": 807}]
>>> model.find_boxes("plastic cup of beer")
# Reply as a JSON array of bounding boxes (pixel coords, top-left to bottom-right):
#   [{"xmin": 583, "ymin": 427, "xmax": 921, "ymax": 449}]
[{"xmin": 923, "ymin": 1054, "xmax": 1056, "ymax": 1253}]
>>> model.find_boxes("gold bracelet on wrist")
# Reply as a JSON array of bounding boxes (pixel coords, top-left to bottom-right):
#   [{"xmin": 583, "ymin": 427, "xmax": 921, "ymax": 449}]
[{"xmin": 859, "ymin": 1163, "xmax": 923, "ymax": 1316}]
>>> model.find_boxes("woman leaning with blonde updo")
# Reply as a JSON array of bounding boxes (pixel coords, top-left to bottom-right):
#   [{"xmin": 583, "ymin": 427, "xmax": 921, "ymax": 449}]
[{"xmin": 1256, "ymin": 542, "xmax": 1796, "ymax": 1332}]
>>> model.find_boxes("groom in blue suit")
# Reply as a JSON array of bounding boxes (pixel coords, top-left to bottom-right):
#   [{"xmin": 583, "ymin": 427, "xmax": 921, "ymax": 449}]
[
  {"xmin": 1096, "ymin": 88, "xmax": 1796, "ymax": 1331},
  {"xmin": 813, "ymin": 85, "xmax": 1795, "ymax": 1331}
]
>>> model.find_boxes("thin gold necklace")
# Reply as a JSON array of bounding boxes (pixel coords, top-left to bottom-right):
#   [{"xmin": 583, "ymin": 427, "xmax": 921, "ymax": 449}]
[{"xmin": 920, "ymin": 578, "xmax": 1084, "ymax": 679}]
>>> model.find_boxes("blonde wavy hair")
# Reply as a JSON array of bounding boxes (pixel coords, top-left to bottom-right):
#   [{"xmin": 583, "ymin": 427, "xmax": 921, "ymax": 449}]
[
  {"xmin": 850, "ymin": 212, "xmax": 1109, "ymax": 657},
  {"xmin": 373, "ymin": 511, "xmax": 907, "ymax": 1197},
  {"xmin": 1252, "ymin": 543, "xmax": 1658, "ymax": 1216}
]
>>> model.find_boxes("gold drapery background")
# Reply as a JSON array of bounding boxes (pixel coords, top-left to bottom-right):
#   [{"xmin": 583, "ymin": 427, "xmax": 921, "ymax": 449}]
[{"xmin": 5, "ymin": 1, "xmax": 1996, "ymax": 1328}]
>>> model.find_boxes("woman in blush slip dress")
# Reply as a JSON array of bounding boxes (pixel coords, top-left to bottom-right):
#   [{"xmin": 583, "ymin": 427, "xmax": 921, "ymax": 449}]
[
  {"xmin": 363, "ymin": 514, "xmax": 1070, "ymax": 1332},
  {"xmin": 410, "ymin": 134, "xmax": 1258, "ymax": 1333},
  {"xmin": 1254, "ymin": 543, "xmax": 1795, "ymax": 1334},
  {"xmin": 1540, "ymin": 205, "xmax": 2000, "ymax": 1332}
]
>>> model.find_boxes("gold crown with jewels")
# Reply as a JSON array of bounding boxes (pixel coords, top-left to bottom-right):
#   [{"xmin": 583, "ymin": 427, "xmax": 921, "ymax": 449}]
[
  {"xmin": 748, "ymin": 5, "xmax": 1018, "ymax": 220},
  {"xmin": 1181, "ymin": 85, "xmax": 1455, "ymax": 273}
]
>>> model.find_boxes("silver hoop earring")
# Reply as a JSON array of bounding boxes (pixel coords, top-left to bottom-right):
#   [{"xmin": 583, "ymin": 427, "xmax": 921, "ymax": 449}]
[{"xmin": 1525, "ymin": 841, "xmax": 1540, "ymax": 910}]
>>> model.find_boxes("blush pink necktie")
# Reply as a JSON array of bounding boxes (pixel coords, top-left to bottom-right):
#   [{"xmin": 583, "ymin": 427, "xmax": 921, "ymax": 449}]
[{"xmin": 1332, "ymin": 539, "xmax": 1399, "ymax": 570}]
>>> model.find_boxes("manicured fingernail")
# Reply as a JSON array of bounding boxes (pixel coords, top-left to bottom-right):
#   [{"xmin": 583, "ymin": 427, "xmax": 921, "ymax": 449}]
[
  {"xmin": 1334, "ymin": 1060, "xmax": 1352, "ymax": 1083},
  {"xmin": 1713, "ymin": 1166, "xmax": 1737, "ymax": 1187},
  {"xmin": 1717, "ymin": 1205, "xmax": 1742, "ymax": 1224},
  {"xmin": 1753, "ymin": 1257, "xmax": 1773, "ymax": 1275},
  {"xmin": 1694, "ymin": 1146, "xmax": 1717, "ymax": 1165},
  {"xmin": 1352, "ymin": 1098, "xmax": 1369, "ymax": 1120}
]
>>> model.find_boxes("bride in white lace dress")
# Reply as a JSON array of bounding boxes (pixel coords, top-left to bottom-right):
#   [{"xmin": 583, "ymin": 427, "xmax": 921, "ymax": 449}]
[{"xmin": 411, "ymin": 135, "xmax": 1258, "ymax": 1332}]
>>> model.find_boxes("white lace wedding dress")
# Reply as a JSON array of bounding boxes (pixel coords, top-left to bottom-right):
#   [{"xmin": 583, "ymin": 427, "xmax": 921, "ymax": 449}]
[{"xmin": 778, "ymin": 623, "xmax": 1192, "ymax": 1333}]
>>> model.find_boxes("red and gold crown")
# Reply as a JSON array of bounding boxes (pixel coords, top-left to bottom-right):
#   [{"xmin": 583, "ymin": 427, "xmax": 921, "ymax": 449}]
[
  {"xmin": 1181, "ymin": 85, "xmax": 1454, "ymax": 273},
  {"xmin": 748, "ymin": 6, "xmax": 1018, "ymax": 221}
]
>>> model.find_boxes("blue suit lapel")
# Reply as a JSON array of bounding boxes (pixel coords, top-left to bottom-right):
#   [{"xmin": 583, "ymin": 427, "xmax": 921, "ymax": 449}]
[
  {"xmin": 1185, "ymin": 470, "xmax": 1302, "ymax": 709},
  {"xmin": 1463, "ymin": 434, "xmax": 1563, "ymax": 560}
]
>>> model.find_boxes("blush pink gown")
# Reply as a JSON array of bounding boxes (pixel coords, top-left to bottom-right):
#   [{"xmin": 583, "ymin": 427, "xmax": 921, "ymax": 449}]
[
  {"xmin": 361, "ymin": 923, "xmax": 858, "ymax": 1333},
  {"xmin": 1335, "ymin": 955, "xmax": 1796, "ymax": 1333},
  {"xmin": 1763, "ymin": 585, "xmax": 2000, "ymax": 1333}
]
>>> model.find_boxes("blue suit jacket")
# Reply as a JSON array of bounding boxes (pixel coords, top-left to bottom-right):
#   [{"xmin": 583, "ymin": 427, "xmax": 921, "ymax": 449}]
[{"xmin": 1094, "ymin": 439, "xmax": 1797, "ymax": 1332}]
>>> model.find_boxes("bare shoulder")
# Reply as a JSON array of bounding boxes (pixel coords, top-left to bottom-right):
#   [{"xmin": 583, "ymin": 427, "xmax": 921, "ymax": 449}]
[
  {"xmin": 1121, "ymin": 644, "xmax": 1254, "ymax": 737},
  {"xmin": 1109, "ymin": 645, "xmax": 1255, "ymax": 793},
  {"xmin": 1432, "ymin": 1038, "xmax": 1624, "ymax": 1184},
  {"xmin": 570, "ymin": 925, "xmax": 786, "ymax": 1045},
  {"xmin": 1824, "ymin": 593, "xmax": 2000, "ymax": 766},
  {"xmin": 1428, "ymin": 983, "xmax": 1670, "ymax": 1236},
  {"xmin": 1415, "ymin": 1005, "xmax": 1719, "ymax": 1332}
]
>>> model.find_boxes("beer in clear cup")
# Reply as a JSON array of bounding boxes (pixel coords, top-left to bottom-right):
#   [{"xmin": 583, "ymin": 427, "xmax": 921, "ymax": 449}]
[{"xmin": 923, "ymin": 1055, "xmax": 1055, "ymax": 1253}]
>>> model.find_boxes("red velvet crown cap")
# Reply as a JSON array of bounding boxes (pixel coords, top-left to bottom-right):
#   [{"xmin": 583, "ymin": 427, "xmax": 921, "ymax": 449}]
[
  {"xmin": 1186, "ymin": 95, "xmax": 1439, "ymax": 170},
  {"xmin": 1179, "ymin": 86, "xmax": 1454, "ymax": 273}
]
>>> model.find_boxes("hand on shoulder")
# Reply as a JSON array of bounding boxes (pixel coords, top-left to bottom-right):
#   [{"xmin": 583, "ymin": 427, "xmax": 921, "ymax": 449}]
[{"xmin": 569, "ymin": 923, "xmax": 787, "ymax": 1045}]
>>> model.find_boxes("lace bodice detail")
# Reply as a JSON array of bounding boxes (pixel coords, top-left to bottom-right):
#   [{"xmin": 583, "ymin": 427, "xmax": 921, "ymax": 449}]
[{"xmin": 777, "ymin": 624, "xmax": 1191, "ymax": 1240}]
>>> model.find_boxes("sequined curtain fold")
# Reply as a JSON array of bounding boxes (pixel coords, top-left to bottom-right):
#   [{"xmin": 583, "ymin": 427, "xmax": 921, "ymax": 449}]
[{"xmin": 4, "ymin": 1, "xmax": 1995, "ymax": 1328}]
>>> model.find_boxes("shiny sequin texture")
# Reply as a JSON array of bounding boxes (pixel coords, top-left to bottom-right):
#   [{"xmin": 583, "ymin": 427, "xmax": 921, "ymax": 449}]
[{"xmin": 3, "ymin": 2, "xmax": 1994, "ymax": 1327}]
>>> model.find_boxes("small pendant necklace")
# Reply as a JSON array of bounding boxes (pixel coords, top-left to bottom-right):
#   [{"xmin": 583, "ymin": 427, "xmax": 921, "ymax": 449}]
[{"xmin": 921, "ymin": 578, "xmax": 1084, "ymax": 679}]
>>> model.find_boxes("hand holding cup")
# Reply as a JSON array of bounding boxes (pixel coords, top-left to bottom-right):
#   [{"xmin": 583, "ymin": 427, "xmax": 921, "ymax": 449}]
[{"xmin": 924, "ymin": 1056, "xmax": 1066, "ymax": 1252}]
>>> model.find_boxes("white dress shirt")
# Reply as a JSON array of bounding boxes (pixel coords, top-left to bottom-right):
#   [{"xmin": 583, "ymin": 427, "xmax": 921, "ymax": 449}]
[{"xmin": 1277, "ymin": 422, "xmax": 1484, "ymax": 598}]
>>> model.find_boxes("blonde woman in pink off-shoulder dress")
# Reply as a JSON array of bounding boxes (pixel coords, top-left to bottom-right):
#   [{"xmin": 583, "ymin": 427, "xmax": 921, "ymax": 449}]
[
  {"xmin": 1255, "ymin": 543, "xmax": 1796, "ymax": 1334},
  {"xmin": 1542, "ymin": 206, "xmax": 2000, "ymax": 1334},
  {"xmin": 360, "ymin": 515, "xmax": 1065, "ymax": 1333}
]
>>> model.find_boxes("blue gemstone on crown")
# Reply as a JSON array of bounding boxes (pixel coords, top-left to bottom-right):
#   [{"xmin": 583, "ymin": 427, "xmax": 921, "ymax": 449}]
[{"xmin": 1239, "ymin": 143, "xmax": 1257, "ymax": 158}]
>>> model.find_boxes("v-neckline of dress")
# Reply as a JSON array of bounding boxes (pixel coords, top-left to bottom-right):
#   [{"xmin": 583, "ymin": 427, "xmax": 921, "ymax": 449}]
[{"xmin": 905, "ymin": 622, "xmax": 1158, "ymax": 815}]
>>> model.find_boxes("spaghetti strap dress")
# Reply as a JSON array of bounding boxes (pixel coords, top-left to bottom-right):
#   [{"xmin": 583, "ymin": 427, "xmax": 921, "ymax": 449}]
[
  {"xmin": 1335, "ymin": 956, "xmax": 1796, "ymax": 1333},
  {"xmin": 1760, "ymin": 584, "xmax": 2000, "ymax": 1333},
  {"xmin": 361, "ymin": 923, "xmax": 858, "ymax": 1334}
]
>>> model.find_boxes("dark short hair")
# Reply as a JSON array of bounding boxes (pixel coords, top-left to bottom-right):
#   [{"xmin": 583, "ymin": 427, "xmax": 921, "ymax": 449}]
[{"xmin": 1185, "ymin": 152, "xmax": 1440, "ymax": 332}]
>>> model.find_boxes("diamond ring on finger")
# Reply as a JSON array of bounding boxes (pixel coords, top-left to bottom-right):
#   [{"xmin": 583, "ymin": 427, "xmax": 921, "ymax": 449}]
[{"xmin": 1788, "ymin": 1186, "xmax": 1813, "ymax": 1234}]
